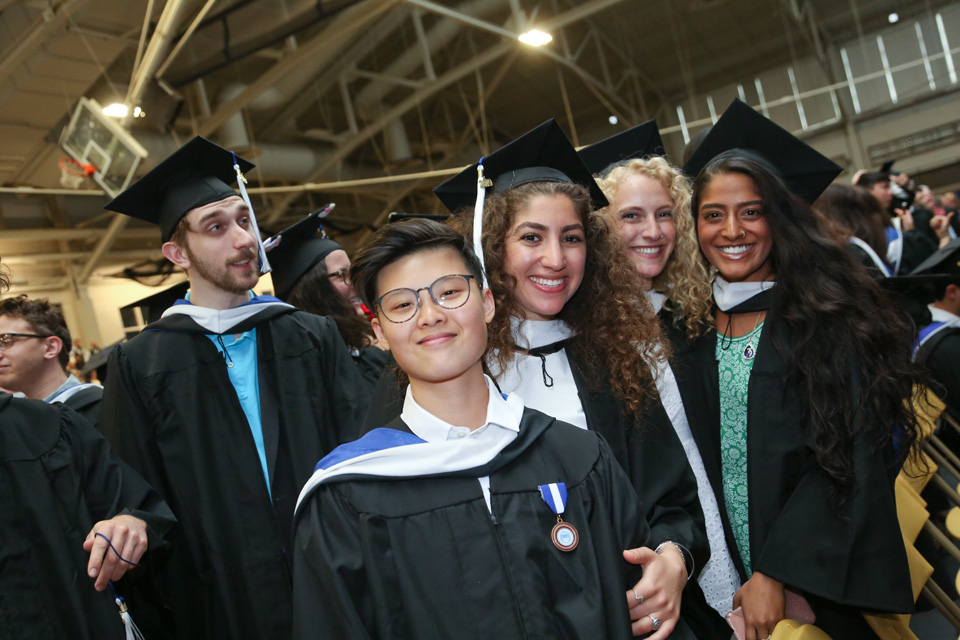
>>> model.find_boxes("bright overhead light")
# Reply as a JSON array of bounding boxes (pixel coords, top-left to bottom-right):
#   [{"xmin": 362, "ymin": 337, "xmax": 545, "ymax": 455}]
[
  {"xmin": 134, "ymin": 106, "xmax": 145, "ymax": 118},
  {"xmin": 102, "ymin": 103, "xmax": 128, "ymax": 118},
  {"xmin": 608, "ymin": 115, "xmax": 619, "ymax": 125},
  {"xmin": 888, "ymin": 12, "xmax": 899, "ymax": 23},
  {"xmin": 519, "ymin": 29, "xmax": 552, "ymax": 46}
]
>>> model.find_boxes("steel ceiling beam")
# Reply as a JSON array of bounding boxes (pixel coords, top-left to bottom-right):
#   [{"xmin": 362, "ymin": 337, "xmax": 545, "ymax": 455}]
[
  {"xmin": 0, "ymin": 228, "xmax": 157, "ymax": 242},
  {"xmin": 196, "ymin": 0, "xmax": 398, "ymax": 138},
  {"xmin": 262, "ymin": 0, "xmax": 629, "ymax": 223},
  {"xmin": 2, "ymin": 248, "xmax": 161, "ymax": 264},
  {"xmin": 256, "ymin": 7, "xmax": 411, "ymax": 138},
  {"xmin": 262, "ymin": 40, "xmax": 513, "ymax": 223},
  {"xmin": 0, "ymin": 0, "xmax": 94, "ymax": 86}
]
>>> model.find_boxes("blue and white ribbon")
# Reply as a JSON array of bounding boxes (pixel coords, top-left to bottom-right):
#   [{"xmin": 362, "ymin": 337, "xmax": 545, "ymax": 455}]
[{"xmin": 539, "ymin": 482, "xmax": 568, "ymax": 516}]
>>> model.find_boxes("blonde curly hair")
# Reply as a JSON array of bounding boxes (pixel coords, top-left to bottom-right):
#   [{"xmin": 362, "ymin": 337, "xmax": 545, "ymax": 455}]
[
  {"xmin": 448, "ymin": 181, "xmax": 663, "ymax": 417},
  {"xmin": 597, "ymin": 156, "xmax": 714, "ymax": 339}
]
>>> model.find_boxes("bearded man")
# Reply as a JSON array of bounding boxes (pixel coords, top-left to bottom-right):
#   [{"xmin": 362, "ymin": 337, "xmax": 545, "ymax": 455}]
[{"xmin": 99, "ymin": 137, "xmax": 370, "ymax": 640}]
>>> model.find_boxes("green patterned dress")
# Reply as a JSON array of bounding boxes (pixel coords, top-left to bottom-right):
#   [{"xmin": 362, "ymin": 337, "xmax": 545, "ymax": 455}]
[{"xmin": 716, "ymin": 323, "xmax": 764, "ymax": 577}]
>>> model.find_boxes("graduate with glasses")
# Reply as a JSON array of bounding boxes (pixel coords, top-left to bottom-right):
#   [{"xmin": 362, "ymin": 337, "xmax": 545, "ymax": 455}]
[{"xmin": 292, "ymin": 218, "xmax": 677, "ymax": 639}]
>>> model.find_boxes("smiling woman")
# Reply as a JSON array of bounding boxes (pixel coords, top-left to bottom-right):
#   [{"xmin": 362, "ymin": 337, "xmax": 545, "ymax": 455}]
[
  {"xmin": 673, "ymin": 100, "xmax": 924, "ymax": 640},
  {"xmin": 597, "ymin": 156, "xmax": 713, "ymax": 339}
]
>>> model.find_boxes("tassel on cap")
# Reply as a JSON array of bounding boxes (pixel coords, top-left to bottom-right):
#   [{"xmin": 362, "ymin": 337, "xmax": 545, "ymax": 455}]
[
  {"xmin": 232, "ymin": 151, "xmax": 272, "ymax": 275},
  {"xmin": 474, "ymin": 157, "xmax": 492, "ymax": 288}
]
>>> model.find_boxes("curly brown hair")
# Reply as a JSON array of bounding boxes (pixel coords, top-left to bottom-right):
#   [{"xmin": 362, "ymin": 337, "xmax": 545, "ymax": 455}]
[
  {"xmin": 597, "ymin": 157, "xmax": 714, "ymax": 339},
  {"xmin": 448, "ymin": 181, "xmax": 664, "ymax": 416}
]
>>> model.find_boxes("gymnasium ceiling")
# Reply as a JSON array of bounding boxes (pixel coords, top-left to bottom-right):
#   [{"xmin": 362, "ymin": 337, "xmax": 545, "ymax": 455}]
[{"xmin": 0, "ymin": 0, "xmax": 951, "ymax": 292}]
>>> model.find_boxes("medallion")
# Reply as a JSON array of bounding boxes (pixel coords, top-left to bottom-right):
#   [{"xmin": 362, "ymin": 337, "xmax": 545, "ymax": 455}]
[{"xmin": 551, "ymin": 519, "xmax": 579, "ymax": 551}]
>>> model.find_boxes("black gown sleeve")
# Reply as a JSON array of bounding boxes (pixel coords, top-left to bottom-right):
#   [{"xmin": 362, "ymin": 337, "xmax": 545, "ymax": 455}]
[
  {"xmin": 99, "ymin": 346, "xmax": 170, "ymax": 501},
  {"xmin": 318, "ymin": 321, "xmax": 375, "ymax": 445},
  {"xmin": 353, "ymin": 345, "xmax": 391, "ymax": 388},
  {"xmin": 751, "ymin": 427, "xmax": 912, "ymax": 612},
  {"xmin": 292, "ymin": 485, "xmax": 374, "ymax": 640},
  {"xmin": 900, "ymin": 229, "xmax": 937, "ymax": 273},
  {"xmin": 626, "ymin": 405, "xmax": 708, "ymax": 578},
  {"xmin": 71, "ymin": 405, "xmax": 177, "ymax": 568},
  {"xmin": 925, "ymin": 334, "xmax": 960, "ymax": 421}
]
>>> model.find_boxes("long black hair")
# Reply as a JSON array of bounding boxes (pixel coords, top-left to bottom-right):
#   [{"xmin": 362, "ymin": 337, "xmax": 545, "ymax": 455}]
[
  {"xmin": 287, "ymin": 257, "xmax": 374, "ymax": 351},
  {"xmin": 693, "ymin": 154, "xmax": 923, "ymax": 498}
]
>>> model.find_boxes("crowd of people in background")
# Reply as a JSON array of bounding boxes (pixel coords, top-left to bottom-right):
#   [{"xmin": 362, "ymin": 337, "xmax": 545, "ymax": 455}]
[{"xmin": 1, "ymin": 98, "xmax": 959, "ymax": 640}]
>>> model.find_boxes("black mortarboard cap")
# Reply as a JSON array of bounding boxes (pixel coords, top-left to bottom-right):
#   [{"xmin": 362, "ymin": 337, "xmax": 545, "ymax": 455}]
[
  {"xmin": 433, "ymin": 119, "xmax": 608, "ymax": 212},
  {"xmin": 105, "ymin": 136, "xmax": 255, "ymax": 242},
  {"xmin": 120, "ymin": 281, "xmax": 190, "ymax": 325},
  {"xmin": 682, "ymin": 99, "xmax": 842, "ymax": 205},
  {"xmin": 265, "ymin": 206, "xmax": 343, "ymax": 300},
  {"xmin": 578, "ymin": 120, "xmax": 664, "ymax": 175},
  {"xmin": 904, "ymin": 237, "xmax": 960, "ymax": 284}
]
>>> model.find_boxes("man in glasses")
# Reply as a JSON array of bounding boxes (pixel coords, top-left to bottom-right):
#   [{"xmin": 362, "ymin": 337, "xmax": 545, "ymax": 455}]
[
  {"xmin": 0, "ymin": 295, "xmax": 103, "ymax": 423},
  {"xmin": 291, "ymin": 219, "xmax": 673, "ymax": 639}
]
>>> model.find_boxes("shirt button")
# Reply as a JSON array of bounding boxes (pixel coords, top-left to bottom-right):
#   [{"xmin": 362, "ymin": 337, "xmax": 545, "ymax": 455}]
[{"xmin": 456, "ymin": 431, "xmax": 467, "ymax": 439}]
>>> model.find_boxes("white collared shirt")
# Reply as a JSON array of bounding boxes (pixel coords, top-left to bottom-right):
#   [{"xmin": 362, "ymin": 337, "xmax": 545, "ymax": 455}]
[
  {"xmin": 929, "ymin": 305, "xmax": 960, "ymax": 325},
  {"xmin": 493, "ymin": 317, "xmax": 587, "ymax": 430},
  {"xmin": 401, "ymin": 375, "xmax": 523, "ymax": 512}
]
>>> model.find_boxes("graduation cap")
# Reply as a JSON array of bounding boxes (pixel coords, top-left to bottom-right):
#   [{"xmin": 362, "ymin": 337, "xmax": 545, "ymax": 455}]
[
  {"xmin": 577, "ymin": 120, "xmax": 664, "ymax": 175},
  {"xmin": 433, "ymin": 120, "xmax": 607, "ymax": 287},
  {"xmin": 433, "ymin": 119, "xmax": 608, "ymax": 213},
  {"xmin": 682, "ymin": 99, "xmax": 842, "ymax": 205},
  {"xmin": 120, "ymin": 281, "xmax": 190, "ymax": 325},
  {"xmin": 264, "ymin": 204, "xmax": 342, "ymax": 300},
  {"xmin": 105, "ymin": 136, "xmax": 271, "ymax": 273}
]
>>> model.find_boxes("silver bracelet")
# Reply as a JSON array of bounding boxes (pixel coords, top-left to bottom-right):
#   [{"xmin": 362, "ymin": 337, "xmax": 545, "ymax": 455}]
[{"xmin": 654, "ymin": 540, "xmax": 694, "ymax": 581}]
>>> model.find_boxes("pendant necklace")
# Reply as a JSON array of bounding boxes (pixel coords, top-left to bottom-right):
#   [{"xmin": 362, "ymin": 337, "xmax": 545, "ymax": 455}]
[{"xmin": 735, "ymin": 311, "xmax": 764, "ymax": 360}]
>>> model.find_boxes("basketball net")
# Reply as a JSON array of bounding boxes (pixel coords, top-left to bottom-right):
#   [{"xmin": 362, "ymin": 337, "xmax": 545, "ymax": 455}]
[{"xmin": 59, "ymin": 158, "xmax": 96, "ymax": 189}]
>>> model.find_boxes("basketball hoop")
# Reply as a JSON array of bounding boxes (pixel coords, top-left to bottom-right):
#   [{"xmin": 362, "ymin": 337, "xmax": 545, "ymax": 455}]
[{"xmin": 59, "ymin": 157, "xmax": 96, "ymax": 189}]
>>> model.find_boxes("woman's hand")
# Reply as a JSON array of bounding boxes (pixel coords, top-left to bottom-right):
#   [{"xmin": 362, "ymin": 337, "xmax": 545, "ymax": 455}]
[
  {"xmin": 732, "ymin": 571, "xmax": 785, "ymax": 640},
  {"xmin": 623, "ymin": 546, "xmax": 686, "ymax": 638}
]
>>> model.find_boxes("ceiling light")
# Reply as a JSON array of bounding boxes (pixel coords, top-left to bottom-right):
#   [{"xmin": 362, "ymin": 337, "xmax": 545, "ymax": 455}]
[
  {"xmin": 608, "ymin": 115, "xmax": 619, "ymax": 125},
  {"xmin": 134, "ymin": 106, "xmax": 145, "ymax": 118},
  {"xmin": 102, "ymin": 103, "xmax": 128, "ymax": 118},
  {"xmin": 518, "ymin": 30, "xmax": 552, "ymax": 46},
  {"xmin": 888, "ymin": 12, "xmax": 899, "ymax": 23}
]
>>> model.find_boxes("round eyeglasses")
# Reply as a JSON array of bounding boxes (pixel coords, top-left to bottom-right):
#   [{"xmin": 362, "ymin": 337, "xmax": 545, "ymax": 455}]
[
  {"xmin": 374, "ymin": 274, "xmax": 476, "ymax": 323},
  {"xmin": 0, "ymin": 333, "xmax": 51, "ymax": 351},
  {"xmin": 327, "ymin": 267, "xmax": 350, "ymax": 282}
]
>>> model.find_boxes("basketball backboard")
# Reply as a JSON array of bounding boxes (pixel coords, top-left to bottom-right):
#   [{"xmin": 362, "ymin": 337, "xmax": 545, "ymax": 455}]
[{"xmin": 59, "ymin": 97, "xmax": 148, "ymax": 198}]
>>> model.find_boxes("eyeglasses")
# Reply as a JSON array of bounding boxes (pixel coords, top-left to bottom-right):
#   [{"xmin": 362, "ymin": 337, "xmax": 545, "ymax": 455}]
[
  {"xmin": 327, "ymin": 267, "xmax": 350, "ymax": 282},
  {"xmin": 0, "ymin": 333, "xmax": 51, "ymax": 351},
  {"xmin": 374, "ymin": 274, "xmax": 476, "ymax": 323}
]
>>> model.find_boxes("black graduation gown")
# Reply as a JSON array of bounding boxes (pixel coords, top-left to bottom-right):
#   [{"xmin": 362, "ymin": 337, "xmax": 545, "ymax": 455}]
[
  {"xmin": 667, "ymin": 310, "xmax": 914, "ymax": 638},
  {"xmin": 846, "ymin": 243, "xmax": 888, "ymax": 280},
  {"xmin": 100, "ymin": 306, "xmax": 371, "ymax": 640},
  {"xmin": 901, "ymin": 229, "xmax": 938, "ymax": 274},
  {"xmin": 58, "ymin": 384, "xmax": 104, "ymax": 426},
  {"xmin": 916, "ymin": 325, "xmax": 960, "ymax": 423},
  {"xmin": 353, "ymin": 343, "xmax": 391, "ymax": 388},
  {"xmin": 362, "ymin": 346, "xmax": 726, "ymax": 637},
  {"xmin": 293, "ymin": 409, "xmax": 698, "ymax": 640},
  {"xmin": 0, "ymin": 393, "xmax": 175, "ymax": 640}
]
